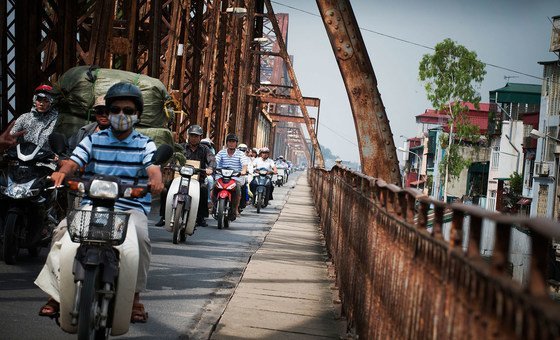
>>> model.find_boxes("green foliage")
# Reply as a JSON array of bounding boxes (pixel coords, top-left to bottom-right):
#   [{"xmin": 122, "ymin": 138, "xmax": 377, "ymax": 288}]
[
  {"xmin": 502, "ymin": 172, "xmax": 524, "ymax": 213},
  {"xmin": 438, "ymin": 139, "xmax": 471, "ymax": 181},
  {"xmin": 508, "ymin": 171, "xmax": 523, "ymax": 197},
  {"xmin": 419, "ymin": 39, "xmax": 486, "ymax": 190},
  {"xmin": 419, "ymin": 38, "xmax": 486, "ymax": 113}
]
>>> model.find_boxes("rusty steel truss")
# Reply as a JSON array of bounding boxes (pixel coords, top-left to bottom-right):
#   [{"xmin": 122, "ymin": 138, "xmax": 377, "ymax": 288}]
[{"xmin": 0, "ymin": 0, "xmax": 318, "ymax": 162}]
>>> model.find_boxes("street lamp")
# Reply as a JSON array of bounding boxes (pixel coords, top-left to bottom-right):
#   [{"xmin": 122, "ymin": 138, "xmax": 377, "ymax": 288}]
[
  {"xmin": 398, "ymin": 147, "xmax": 422, "ymax": 189},
  {"xmin": 530, "ymin": 128, "xmax": 560, "ymax": 142}
]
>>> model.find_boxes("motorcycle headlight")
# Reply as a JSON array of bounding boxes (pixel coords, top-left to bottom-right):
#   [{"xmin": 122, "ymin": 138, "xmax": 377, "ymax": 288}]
[
  {"xmin": 89, "ymin": 179, "xmax": 119, "ymax": 199},
  {"xmin": 180, "ymin": 166, "xmax": 194, "ymax": 176},
  {"xmin": 221, "ymin": 169, "xmax": 234, "ymax": 177},
  {"xmin": 3, "ymin": 184, "xmax": 37, "ymax": 199}
]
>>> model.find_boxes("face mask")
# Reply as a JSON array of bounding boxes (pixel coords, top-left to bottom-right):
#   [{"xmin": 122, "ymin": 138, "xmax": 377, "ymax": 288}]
[{"xmin": 109, "ymin": 113, "xmax": 138, "ymax": 132}]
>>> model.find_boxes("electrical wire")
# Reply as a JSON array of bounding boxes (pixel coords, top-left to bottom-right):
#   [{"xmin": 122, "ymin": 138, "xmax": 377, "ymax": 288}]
[
  {"xmin": 318, "ymin": 122, "xmax": 358, "ymax": 147},
  {"xmin": 271, "ymin": 1, "xmax": 557, "ymax": 83}
]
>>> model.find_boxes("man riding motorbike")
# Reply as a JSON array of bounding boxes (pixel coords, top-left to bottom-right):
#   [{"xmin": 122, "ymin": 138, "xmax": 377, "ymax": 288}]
[
  {"xmin": 213, "ymin": 133, "xmax": 247, "ymax": 221},
  {"xmin": 250, "ymin": 147, "xmax": 277, "ymax": 201},
  {"xmin": 10, "ymin": 85, "xmax": 58, "ymax": 148},
  {"xmin": 67, "ymin": 96, "xmax": 110, "ymax": 152},
  {"xmin": 35, "ymin": 82, "xmax": 163, "ymax": 324},
  {"xmin": 179, "ymin": 124, "xmax": 216, "ymax": 227}
]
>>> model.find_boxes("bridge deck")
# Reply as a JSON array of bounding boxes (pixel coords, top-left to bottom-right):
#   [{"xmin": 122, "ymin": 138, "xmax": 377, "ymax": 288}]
[{"xmin": 212, "ymin": 174, "xmax": 345, "ymax": 339}]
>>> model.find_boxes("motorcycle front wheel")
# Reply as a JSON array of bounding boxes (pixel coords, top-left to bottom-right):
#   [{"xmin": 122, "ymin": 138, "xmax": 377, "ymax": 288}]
[
  {"xmin": 172, "ymin": 202, "xmax": 184, "ymax": 244},
  {"xmin": 217, "ymin": 198, "xmax": 226, "ymax": 229},
  {"xmin": 255, "ymin": 192, "xmax": 262, "ymax": 214},
  {"xmin": 78, "ymin": 266, "xmax": 105, "ymax": 340},
  {"xmin": 3, "ymin": 213, "xmax": 22, "ymax": 265}
]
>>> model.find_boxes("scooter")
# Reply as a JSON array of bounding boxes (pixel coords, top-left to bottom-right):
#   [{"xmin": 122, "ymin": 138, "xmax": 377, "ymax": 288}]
[
  {"xmin": 37, "ymin": 145, "xmax": 172, "ymax": 339},
  {"xmin": 253, "ymin": 168, "xmax": 272, "ymax": 214},
  {"xmin": 213, "ymin": 168, "xmax": 239, "ymax": 230},
  {"xmin": 0, "ymin": 140, "xmax": 64, "ymax": 264},
  {"xmin": 164, "ymin": 160, "xmax": 201, "ymax": 244},
  {"xmin": 275, "ymin": 167, "xmax": 287, "ymax": 187}
]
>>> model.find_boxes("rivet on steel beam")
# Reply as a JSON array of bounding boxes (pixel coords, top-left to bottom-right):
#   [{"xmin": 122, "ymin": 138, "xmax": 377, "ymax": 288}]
[
  {"xmin": 335, "ymin": 25, "xmax": 339, "ymax": 29},
  {"xmin": 346, "ymin": 43, "xmax": 351, "ymax": 48},
  {"xmin": 337, "ymin": 17, "xmax": 341, "ymax": 21},
  {"xmin": 329, "ymin": 11, "xmax": 334, "ymax": 16},
  {"xmin": 339, "ymin": 39, "xmax": 343, "ymax": 43},
  {"xmin": 327, "ymin": 19, "xmax": 332, "ymax": 24},
  {"xmin": 337, "ymin": 47, "xmax": 342, "ymax": 51}
]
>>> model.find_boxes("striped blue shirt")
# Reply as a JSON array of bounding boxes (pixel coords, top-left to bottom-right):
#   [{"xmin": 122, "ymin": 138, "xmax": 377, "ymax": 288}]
[
  {"xmin": 215, "ymin": 148, "xmax": 248, "ymax": 171},
  {"xmin": 70, "ymin": 128, "xmax": 157, "ymax": 214}
]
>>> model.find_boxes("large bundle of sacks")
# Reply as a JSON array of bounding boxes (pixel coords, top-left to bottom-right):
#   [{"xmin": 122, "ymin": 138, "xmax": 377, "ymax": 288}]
[{"xmin": 53, "ymin": 66, "xmax": 176, "ymax": 148}]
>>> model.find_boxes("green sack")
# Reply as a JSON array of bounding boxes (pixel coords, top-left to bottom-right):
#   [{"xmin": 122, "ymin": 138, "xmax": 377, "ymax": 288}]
[{"xmin": 53, "ymin": 66, "xmax": 174, "ymax": 137}]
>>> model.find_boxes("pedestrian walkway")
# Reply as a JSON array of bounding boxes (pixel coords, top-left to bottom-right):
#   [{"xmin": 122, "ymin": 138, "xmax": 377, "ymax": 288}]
[{"xmin": 211, "ymin": 174, "xmax": 346, "ymax": 339}]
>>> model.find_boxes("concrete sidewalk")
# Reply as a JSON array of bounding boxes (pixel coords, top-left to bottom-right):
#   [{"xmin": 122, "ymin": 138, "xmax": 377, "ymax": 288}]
[{"xmin": 211, "ymin": 174, "xmax": 346, "ymax": 339}]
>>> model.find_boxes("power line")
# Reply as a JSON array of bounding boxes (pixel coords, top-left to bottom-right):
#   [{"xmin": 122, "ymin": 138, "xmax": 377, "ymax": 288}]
[
  {"xmin": 318, "ymin": 122, "xmax": 358, "ymax": 147},
  {"xmin": 271, "ymin": 1, "xmax": 552, "ymax": 83}
]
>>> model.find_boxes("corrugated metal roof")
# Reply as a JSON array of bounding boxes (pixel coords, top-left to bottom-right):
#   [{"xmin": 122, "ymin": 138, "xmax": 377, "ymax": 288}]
[{"xmin": 489, "ymin": 82, "xmax": 541, "ymax": 105}]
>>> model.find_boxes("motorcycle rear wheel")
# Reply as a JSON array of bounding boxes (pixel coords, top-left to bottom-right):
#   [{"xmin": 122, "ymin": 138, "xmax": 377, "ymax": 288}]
[
  {"xmin": 78, "ymin": 266, "xmax": 106, "ymax": 340},
  {"xmin": 217, "ymin": 198, "xmax": 226, "ymax": 230},
  {"xmin": 3, "ymin": 213, "xmax": 22, "ymax": 265},
  {"xmin": 172, "ymin": 202, "xmax": 184, "ymax": 244}
]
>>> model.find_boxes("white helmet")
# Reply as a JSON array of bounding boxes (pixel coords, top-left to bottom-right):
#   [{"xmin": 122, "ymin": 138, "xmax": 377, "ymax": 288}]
[
  {"xmin": 201, "ymin": 138, "xmax": 213, "ymax": 147},
  {"xmin": 238, "ymin": 143, "xmax": 248, "ymax": 151},
  {"xmin": 259, "ymin": 147, "xmax": 270, "ymax": 154}
]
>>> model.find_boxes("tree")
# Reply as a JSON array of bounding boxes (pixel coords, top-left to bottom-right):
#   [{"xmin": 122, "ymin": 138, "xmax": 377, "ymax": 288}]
[{"xmin": 419, "ymin": 38, "xmax": 486, "ymax": 202}]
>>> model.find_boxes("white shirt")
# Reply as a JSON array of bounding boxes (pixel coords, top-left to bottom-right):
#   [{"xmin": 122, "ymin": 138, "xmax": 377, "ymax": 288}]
[{"xmin": 253, "ymin": 157, "xmax": 275, "ymax": 172}]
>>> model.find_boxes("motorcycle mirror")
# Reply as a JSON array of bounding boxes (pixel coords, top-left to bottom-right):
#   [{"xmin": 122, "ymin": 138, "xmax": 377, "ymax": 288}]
[
  {"xmin": 48, "ymin": 133, "xmax": 67, "ymax": 155},
  {"xmin": 151, "ymin": 144, "xmax": 174, "ymax": 165}
]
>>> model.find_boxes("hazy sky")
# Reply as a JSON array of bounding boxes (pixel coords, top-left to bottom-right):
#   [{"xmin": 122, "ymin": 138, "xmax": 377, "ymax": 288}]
[{"xmin": 272, "ymin": 0, "xmax": 559, "ymax": 164}]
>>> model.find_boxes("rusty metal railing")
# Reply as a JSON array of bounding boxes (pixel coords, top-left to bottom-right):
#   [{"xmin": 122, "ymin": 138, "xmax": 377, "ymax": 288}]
[{"xmin": 309, "ymin": 166, "xmax": 560, "ymax": 339}]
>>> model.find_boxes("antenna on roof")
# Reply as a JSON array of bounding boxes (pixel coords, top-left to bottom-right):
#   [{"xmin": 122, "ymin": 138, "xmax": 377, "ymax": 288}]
[{"xmin": 504, "ymin": 75, "xmax": 518, "ymax": 83}]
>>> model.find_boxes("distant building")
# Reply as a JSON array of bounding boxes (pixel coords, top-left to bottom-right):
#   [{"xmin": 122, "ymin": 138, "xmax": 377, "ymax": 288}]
[{"xmin": 486, "ymin": 83, "xmax": 541, "ymax": 213}]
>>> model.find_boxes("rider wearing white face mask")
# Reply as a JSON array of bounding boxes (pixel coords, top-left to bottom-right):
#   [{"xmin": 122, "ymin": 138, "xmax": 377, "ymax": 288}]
[{"xmin": 37, "ymin": 82, "xmax": 163, "ymax": 324}]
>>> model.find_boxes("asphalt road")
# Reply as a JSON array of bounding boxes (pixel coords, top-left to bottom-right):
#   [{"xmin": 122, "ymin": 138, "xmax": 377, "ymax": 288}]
[{"xmin": 0, "ymin": 172, "xmax": 301, "ymax": 340}]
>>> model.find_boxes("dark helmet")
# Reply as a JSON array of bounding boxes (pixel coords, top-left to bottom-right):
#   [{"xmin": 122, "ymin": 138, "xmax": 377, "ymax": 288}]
[
  {"xmin": 226, "ymin": 133, "xmax": 238, "ymax": 142},
  {"xmin": 104, "ymin": 82, "xmax": 144, "ymax": 114},
  {"xmin": 187, "ymin": 124, "xmax": 203, "ymax": 136}
]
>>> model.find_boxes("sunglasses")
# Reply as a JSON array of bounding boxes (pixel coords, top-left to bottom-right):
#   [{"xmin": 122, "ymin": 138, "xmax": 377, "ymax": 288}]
[
  {"xmin": 35, "ymin": 97, "xmax": 50, "ymax": 103},
  {"xmin": 109, "ymin": 105, "xmax": 136, "ymax": 115},
  {"xmin": 95, "ymin": 108, "xmax": 108, "ymax": 115}
]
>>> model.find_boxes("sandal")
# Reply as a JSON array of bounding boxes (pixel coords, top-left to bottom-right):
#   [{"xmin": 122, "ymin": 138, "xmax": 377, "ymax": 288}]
[
  {"xmin": 130, "ymin": 302, "xmax": 148, "ymax": 323},
  {"xmin": 38, "ymin": 298, "xmax": 60, "ymax": 317}
]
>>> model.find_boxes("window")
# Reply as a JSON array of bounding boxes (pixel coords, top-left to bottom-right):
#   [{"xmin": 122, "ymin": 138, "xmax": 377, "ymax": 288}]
[
  {"xmin": 545, "ymin": 126, "xmax": 558, "ymax": 162},
  {"xmin": 487, "ymin": 190, "xmax": 497, "ymax": 211},
  {"xmin": 537, "ymin": 185, "xmax": 549, "ymax": 217}
]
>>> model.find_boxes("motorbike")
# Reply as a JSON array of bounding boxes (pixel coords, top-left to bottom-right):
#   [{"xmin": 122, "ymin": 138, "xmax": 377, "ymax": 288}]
[
  {"xmin": 164, "ymin": 160, "xmax": 201, "ymax": 244},
  {"xmin": 253, "ymin": 168, "xmax": 272, "ymax": 213},
  {"xmin": 0, "ymin": 139, "xmax": 64, "ymax": 264},
  {"xmin": 213, "ymin": 168, "xmax": 239, "ymax": 230},
  {"xmin": 275, "ymin": 167, "xmax": 287, "ymax": 187},
  {"xmin": 49, "ymin": 145, "xmax": 172, "ymax": 339}
]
